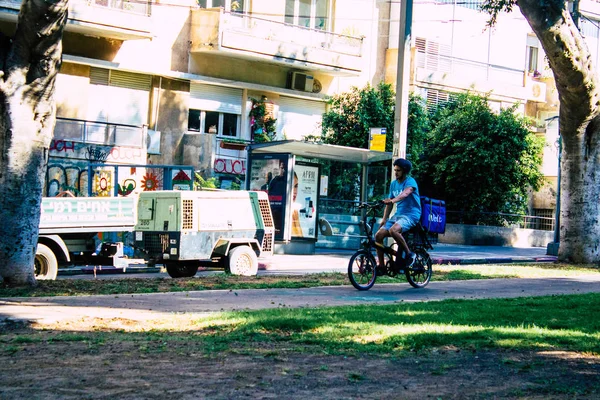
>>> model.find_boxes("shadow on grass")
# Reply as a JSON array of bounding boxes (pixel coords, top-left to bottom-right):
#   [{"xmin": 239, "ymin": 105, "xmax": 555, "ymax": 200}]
[{"xmin": 2, "ymin": 293, "xmax": 599, "ymax": 357}]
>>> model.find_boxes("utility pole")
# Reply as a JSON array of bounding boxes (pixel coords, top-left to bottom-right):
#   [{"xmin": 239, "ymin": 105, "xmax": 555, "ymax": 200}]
[{"xmin": 392, "ymin": 0, "xmax": 413, "ymax": 160}]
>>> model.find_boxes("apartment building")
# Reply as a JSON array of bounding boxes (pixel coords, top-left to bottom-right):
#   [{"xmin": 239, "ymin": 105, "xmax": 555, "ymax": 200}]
[{"xmin": 0, "ymin": 0, "xmax": 392, "ymax": 196}]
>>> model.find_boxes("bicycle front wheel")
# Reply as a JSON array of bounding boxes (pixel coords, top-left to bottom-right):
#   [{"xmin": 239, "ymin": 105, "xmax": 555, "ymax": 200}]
[
  {"xmin": 405, "ymin": 249, "xmax": 432, "ymax": 288},
  {"xmin": 348, "ymin": 250, "xmax": 377, "ymax": 291}
]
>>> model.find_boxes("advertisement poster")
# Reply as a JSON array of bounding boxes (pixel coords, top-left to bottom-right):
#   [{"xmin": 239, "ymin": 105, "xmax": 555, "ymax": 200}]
[
  {"xmin": 248, "ymin": 154, "xmax": 290, "ymax": 240},
  {"xmin": 291, "ymin": 162, "xmax": 319, "ymax": 240}
]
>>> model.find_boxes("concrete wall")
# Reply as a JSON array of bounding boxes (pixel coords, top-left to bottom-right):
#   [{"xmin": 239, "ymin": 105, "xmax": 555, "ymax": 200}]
[
  {"xmin": 315, "ymin": 213, "xmax": 554, "ymax": 249},
  {"xmin": 439, "ymin": 224, "xmax": 554, "ymax": 248}
]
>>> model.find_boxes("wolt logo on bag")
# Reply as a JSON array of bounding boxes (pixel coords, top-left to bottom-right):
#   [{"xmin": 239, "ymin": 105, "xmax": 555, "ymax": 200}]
[{"xmin": 420, "ymin": 196, "xmax": 446, "ymax": 234}]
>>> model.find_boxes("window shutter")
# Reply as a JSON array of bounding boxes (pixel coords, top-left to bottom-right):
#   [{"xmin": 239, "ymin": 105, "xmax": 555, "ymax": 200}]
[
  {"xmin": 90, "ymin": 67, "xmax": 109, "ymax": 85},
  {"xmin": 109, "ymin": 70, "xmax": 152, "ymax": 91},
  {"xmin": 276, "ymin": 96, "xmax": 325, "ymax": 140},
  {"xmin": 190, "ymin": 83, "xmax": 243, "ymax": 114}
]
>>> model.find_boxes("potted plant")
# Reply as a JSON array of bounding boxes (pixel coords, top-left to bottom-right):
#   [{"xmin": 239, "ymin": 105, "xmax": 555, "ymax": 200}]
[{"xmin": 249, "ymin": 96, "xmax": 277, "ymax": 143}]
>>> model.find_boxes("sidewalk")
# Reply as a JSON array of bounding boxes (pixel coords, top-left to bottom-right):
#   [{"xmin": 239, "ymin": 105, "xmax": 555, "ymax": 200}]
[
  {"xmin": 3, "ymin": 275, "xmax": 599, "ymax": 325},
  {"xmin": 58, "ymin": 244, "xmax": 557, "ymax": 276},
  {"xmin": 257, "ymin": 244, "xmax": 556, "ymax": 274}
]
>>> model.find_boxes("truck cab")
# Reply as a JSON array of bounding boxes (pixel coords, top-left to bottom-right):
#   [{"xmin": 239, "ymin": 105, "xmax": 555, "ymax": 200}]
[{"xmin": 134, "ymin": 190, "xmax": 274, "ymax": 277}]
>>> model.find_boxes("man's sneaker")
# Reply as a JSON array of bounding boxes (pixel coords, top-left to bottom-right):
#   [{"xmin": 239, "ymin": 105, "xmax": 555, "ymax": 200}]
[{"xmin": 405, "ymin": 252, "xmax": 416, "ymax": 267}]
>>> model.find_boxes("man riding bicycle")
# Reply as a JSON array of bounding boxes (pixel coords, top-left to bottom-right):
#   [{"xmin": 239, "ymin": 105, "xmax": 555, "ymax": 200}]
[{"xmin": 375, "ymin": 158, "xmax": 421, "ymax": 270}]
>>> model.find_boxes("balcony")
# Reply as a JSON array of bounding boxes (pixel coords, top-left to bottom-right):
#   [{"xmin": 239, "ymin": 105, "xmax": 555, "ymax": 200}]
[
  {"xmin": 415, "ymin": 52, "xmax": 547, "ymax": 103},
  {"xmin": 53, "ymin": 117, "xmax": 146, "ymax": 148},
  {"xmin": 0, "ymin": 0, "xmax": 152, "ymax": 40},
  {"xmin": 191, "ymin": 8, "xmax": 364, "ymax": 75}
]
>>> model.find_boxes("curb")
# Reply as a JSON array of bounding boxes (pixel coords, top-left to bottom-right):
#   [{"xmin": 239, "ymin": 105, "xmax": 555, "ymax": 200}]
[
  {"xmin": 58, "ymin": 255, "xmax": 558, "ymax": 276},
  {"xmin": 432, "ymin": 257, "xmax": 557, "ymax": 265},
  {"xmin": 58, "ymin": 265, "xmax": 162, "ymax": 276}
]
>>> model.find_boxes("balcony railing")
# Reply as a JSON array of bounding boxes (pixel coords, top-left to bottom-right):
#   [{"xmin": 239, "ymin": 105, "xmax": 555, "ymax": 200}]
[
  {"xmin": 90, "ymin": 0, "xmax": 151, "ymax": 16},
  {"xmin": 54, "ymin": 117, "xmax": 146, "ymax": 148},
  {"xmin": 191, "ymin": 8, "xmax": 364, "ymax": 73},
  {"xmin": 416, "ymin": 52, "xmax": 525, "ymax": 87},
  {"xmin": 224, "ymin": 12, "xmax": 363, "ymax": 58}
]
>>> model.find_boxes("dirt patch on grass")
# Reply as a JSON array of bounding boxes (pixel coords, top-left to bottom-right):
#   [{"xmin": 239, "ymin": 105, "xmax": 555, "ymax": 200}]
[{"xmin": 1, "ymin": 320, "xmax": 598, "ymax": 400}]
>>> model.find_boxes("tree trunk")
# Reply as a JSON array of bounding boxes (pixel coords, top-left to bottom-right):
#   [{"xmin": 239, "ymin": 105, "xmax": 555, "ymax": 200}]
[
  {"xmin": 0, "ymin": 0, "xmax": 68, "ymax": 285},
  {"xmin": 517, "ymin": 1, "xmax": 600, "ymax": 263}
]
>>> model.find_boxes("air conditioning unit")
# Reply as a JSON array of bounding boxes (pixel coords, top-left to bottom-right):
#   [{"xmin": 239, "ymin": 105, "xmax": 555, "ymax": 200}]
[
  {"xmin": 290, "ymin": 72, "xmax": 314, "ymax": 92},
  {"xmin": 527, "ymin": 81, "xmax": 547, "ymax": 103}
]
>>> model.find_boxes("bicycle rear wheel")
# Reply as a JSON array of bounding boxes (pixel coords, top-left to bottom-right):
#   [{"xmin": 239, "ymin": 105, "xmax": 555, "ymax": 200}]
[
  {"xmin": 348, "ymin": 250, "xmax": 377, "ymax": 290},
  {"xmin": 405, "ymin": 249, "xmax": 432, "ymax": 288}
]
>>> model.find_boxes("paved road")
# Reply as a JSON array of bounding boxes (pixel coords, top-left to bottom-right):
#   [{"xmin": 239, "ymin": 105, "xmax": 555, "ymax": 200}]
[{"xmin": 2, "ymin": 275, "xmax": 599, "ymax": 325}]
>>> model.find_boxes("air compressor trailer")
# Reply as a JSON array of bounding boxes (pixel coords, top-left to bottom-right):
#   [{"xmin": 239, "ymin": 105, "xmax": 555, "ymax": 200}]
[{"xmin": 134, "ymin": 190, "xmax": 274, "ymax": 278}]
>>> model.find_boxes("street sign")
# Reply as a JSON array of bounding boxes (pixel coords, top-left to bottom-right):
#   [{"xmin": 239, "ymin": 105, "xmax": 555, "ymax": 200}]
[{"xmin": 369, "ymin": 127, "xmax": 387, "ymax": 152}]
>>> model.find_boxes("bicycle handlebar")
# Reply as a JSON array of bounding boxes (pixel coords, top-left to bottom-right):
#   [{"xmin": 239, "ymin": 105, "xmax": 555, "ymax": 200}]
[{"xmin": 357, "ymin": 201, "xmax": 385, "ymax": 211}]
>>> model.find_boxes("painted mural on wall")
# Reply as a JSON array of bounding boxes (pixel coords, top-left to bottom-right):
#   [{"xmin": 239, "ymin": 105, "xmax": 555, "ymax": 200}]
[
  {"xmin": 46, "ymin": 139, "xmax": 192, "ymax": 196},
  {"xmin": 46, "ymin": 163, "xmax": 90, "ymax": 197},
  {"xmin": 46, "ymin": 160, "xmax": 193, "ymax": 197}
]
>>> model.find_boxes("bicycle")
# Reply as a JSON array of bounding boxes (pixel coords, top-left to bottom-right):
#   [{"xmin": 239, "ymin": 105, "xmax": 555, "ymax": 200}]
[{"xmin": 347, "ymin": 201, "xmax": 434, "ymax": 291}]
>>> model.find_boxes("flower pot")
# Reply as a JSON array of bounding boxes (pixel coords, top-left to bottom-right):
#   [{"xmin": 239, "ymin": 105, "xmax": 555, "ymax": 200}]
[{"xmin": 220, "ymin": 141, "xmax": 247, "ymax": 150}]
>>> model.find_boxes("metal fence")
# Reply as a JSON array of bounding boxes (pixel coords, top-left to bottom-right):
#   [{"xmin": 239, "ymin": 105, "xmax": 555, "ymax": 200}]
[
  {"xmin": 318, "ymin": 199, "xmax": 555, "ymax": 231},
  {"xmin": 446, "ymin": 210, "xmax": 555, "ymax": 231},
  {"xmin": 319, "ymin": 199, "xmax": 363, "ymax": 215}
]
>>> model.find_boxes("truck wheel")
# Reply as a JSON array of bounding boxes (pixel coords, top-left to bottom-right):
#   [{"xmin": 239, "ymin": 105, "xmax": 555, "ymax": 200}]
[
  {"xmin": 228, "ymin": 246, "xmax": 258, "ymax": 276},
  {"xmin": 35, "ymin": 244, "xmax": 58, "ymax": 280},
  {"xmin": 165, "ymin": 262, "xmax": 198, "ymax": 278}
]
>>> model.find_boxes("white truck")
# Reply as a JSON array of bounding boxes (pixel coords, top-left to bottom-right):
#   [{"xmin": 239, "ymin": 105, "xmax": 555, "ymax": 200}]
[
  {"xmin": 133, "ymin": 190, "xmax": 274, "ymax": 278},
  {"xmin": 36, "ymin": 196, "xmax": 137, "ymax": 280}
]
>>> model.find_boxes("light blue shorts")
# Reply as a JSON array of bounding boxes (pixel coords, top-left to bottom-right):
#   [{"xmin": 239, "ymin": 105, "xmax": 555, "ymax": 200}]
[{"xmin": 384, "ymin": 216, "xmax": 417, "ymax": 232}]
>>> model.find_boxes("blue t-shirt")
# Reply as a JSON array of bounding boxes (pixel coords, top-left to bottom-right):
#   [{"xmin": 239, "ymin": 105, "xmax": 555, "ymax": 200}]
[{"xmin": 389, "ymin": 176, "xmax": 421, "ymax": 222}]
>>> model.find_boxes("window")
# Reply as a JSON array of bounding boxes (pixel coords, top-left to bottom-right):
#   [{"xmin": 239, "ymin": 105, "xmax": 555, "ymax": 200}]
[
  {"xmin": 527, "ymin": 46, "xmax": 539, "ymax": 73},
  {"xmin": 222, "ymin": 113, "xmax": 238, "ymax": 137},
  {"xmin": 285, "ymin": 0, "xmax": 330, "ymax": 31},
  {"xmin": 188, "ymin": 109, "xmax": 240, "ymax": 137},
  {"xmin": 198, "ymin": 0, "xmax": 245, "ymax": 12},
  {"xmin": 188, "ymin": 109, "xmax": 201, "ymax": 132},
  {"xmin": 205, "ymin": 111, "xmax": 219, "ymax": 134}
]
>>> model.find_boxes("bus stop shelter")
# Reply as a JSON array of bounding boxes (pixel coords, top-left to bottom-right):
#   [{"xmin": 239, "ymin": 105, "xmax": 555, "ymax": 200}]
[{"xmin": 247, "ymin": 140, "xmax": 392, "ymax": 254}]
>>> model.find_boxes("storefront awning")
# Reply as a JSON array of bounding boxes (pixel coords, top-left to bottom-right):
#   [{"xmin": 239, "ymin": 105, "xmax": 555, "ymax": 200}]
[{"xmin": 248, "ymin": 140, "xmax": 392, "ymax": 165}]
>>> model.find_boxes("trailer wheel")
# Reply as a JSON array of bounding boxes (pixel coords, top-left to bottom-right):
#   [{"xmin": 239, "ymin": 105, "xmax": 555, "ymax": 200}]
[
  {"xmin": 165, "ymin": 262, "xmax": 198, "ymax": 278},
  {"xmin": 35, "ymin": 244, "xmax": 58, "ymax": 280},
  {"xmin": 228, "ymin": 246, "xmax": 258, "ymax": 276}
]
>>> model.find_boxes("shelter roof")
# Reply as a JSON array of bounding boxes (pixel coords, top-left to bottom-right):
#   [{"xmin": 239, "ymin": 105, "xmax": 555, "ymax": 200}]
[{"xmin": 248, "ymin": 140, "xmax": 392, "ymax": 165}]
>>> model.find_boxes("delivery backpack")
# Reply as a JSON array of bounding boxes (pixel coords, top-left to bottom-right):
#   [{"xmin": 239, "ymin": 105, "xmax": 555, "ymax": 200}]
[{"xmin": 420, "ymin": 196, "xmax": 446, "ymax": 234}]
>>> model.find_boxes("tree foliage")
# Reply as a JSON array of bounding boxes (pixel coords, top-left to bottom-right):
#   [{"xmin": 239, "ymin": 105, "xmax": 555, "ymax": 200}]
[
  {"xmin": 318, "ymin": 84, "xmax": 430, "ymax": 203},
  {"xmin": 321, "ymin": 82, "xmax": 395, "ymax": 151},
  {"xmin": 406, "ymin": 92, "xmax": 429, "ymax": 171},
  {"xmin": 415, "ymin": 93, "xmax": 545, "ymax": 222}
]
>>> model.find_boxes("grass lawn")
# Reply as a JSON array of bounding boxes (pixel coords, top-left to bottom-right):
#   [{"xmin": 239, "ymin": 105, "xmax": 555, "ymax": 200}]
[{"xmin": 2, "ymin": 292, "xmax": 599, "ymax": 357}]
